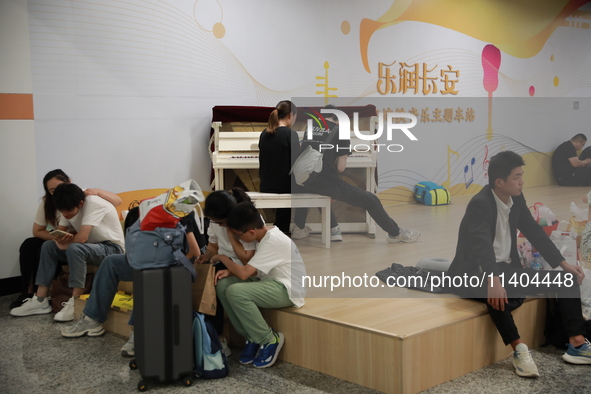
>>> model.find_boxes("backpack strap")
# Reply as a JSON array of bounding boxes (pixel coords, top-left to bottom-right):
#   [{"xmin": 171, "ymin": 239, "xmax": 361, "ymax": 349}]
[
  {"xmin": 165, "ymin": 224, "xmax": 197, "ymax": 282},
  {"xmin": 172, "ymin": 248, "xmax": 196, "ymax": 282}
]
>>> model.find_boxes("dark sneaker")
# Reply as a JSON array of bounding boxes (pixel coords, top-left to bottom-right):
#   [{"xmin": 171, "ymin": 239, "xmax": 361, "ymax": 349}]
[
  {"xmin": 239, "ymin": 339, "xmax": 260, "ymax": 365},
  {"xmin": 253, "ymin": 332, "xmax": 284, "ymax": 368}
]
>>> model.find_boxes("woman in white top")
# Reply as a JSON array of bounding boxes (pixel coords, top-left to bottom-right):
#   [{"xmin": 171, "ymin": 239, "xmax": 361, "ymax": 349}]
[
  {"xmin": 200, "ymin": 188, "xmax": 257, "ymax": 266},
  {"xmin": 10, "ymin": 169, "xmax": 121, "ymax": 309},
  {"xmin": 199, "ymin": 187, "xmax": 257, "ymax": 352}
]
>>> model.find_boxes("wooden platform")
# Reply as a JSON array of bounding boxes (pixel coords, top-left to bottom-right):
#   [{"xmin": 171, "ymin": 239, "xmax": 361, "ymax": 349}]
[{"xmin": 243, "ymin": 185, "xmax": 588, "ymax": 393}]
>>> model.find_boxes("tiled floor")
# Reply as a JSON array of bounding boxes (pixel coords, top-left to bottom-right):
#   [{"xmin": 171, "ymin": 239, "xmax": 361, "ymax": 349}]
[{"xmin": 2, "ymin": 292, "xmax": 590, "ymax": 394}]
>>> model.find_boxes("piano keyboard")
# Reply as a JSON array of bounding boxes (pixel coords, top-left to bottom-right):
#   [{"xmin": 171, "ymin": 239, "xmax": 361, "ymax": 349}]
[{"xmin": 213, "ymin": 153, "xmax": 374, "ymax": 168}]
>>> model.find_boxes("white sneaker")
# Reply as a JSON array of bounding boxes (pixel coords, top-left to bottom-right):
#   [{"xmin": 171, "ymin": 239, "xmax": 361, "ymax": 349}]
[
  {"xmin": 10, "ymin": 295, "xmax": 52, "ymax": 317},
  {"xmin": 330, "ymin": 225, "xmax": 343, "ymax": 242},
  {"xmin": 121, "ymin": 331, "xmax": 135, "ymax": 357},
  {"xmin": 61, "ymin": 315, "xmax": 105, "ymax": 337},
  {"xmin": 54, "ymin": 297, "xmax": 75, "ymax": 322},
  {"xmin": 387, "ymin": 227, "xmax": 421, "ymax": 243},
  {"xmin": 513, "ymin": 343, "xmax": 540, "ymax": 377},
  {"xmin": 220, "ymin": 337, "xmax": 232, "ymax": 357},
  {"xmin": 291, "ymin": 226, "xmax": 311, "ymax": 240}
]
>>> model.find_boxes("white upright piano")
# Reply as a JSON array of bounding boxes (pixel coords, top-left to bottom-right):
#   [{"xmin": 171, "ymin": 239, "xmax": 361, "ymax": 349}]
[{"xmin": 210, "ymin": 105, "xmax": 379, "ymax": 237}]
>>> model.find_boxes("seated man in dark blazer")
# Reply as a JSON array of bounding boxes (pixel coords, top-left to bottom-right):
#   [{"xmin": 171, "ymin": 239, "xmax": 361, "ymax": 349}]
[{"xmin": 448, "ymin": 150, "xmax": 590, "ymax": 378}]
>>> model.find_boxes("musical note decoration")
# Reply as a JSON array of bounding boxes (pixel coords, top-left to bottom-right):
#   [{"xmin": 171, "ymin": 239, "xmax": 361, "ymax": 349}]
[
  {"xmin": 315, "ymin": 61, "xmax": 338, "ymax": 105},
  {"xmin": 483, "ymin": 145, "xmax": 490, "ymax": 178},
  {"xmin": 443, "ymin": 145, "xmax": 460, "ymax": 189},
  {"xmin": 481, "ymin": 45, "xmax": 501, "ymax": 141},
  {"xmin": 464, "ymin": 157, "xmax": 476, "ymax": 188}
]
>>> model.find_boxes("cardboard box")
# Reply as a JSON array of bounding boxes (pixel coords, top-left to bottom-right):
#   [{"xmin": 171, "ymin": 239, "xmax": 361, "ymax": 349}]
[
  {"xmin": 118, "ymin": 281, "xmax": 133, "ymax": 294},
  {"xmin": 74, "ymin": 296, "xmax": 132, "ymax": 337}
]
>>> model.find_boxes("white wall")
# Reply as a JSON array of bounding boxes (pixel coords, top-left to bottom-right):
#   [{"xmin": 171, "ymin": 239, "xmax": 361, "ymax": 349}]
[
  {"xmin": 25, "ymin": 1, "xmax": 591, "ymax": 198},
  {"xmin": 0, "ymin": 0, "xmax": 38, "ymax": 280}
]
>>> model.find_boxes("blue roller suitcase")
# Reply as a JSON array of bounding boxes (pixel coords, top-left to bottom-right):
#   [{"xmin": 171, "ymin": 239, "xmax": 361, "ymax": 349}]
[{"xmin": 130, "ymin": 266, "xmax": 194, "ymax": 391}]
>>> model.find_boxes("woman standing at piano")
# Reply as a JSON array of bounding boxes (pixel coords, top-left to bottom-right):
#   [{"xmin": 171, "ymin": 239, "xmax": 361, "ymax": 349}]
[{"xmin": 258, "ymin": 100, "xmax": 301, "ymax": 235}]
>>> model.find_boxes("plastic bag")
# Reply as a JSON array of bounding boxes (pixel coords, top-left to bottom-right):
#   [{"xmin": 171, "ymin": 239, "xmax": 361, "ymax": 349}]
[
  {"xmin": 549, "ymin": 230, "xmax": 578, "ymax": 267},
  {"xmin": 289, "ymin": 145, "xmax": 323, "ymax": 186},
  {"xmin": 528, "ymin": 202, "xmax": 558, "ymax": 235},
  {"xmin": 530, "ymin": 202, "xmax": 556, "ymax": 226},
  {"xmin": 139, "ymin": 179, "xmax": 204, "ymax": 231},
  {"xmin": 570, "ymin": 201, "xmax": 588, "ymax": 221}
]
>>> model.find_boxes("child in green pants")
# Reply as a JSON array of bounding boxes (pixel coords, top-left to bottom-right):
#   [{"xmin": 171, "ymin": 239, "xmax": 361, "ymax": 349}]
[{"xmin": 212, "ymin": 202, "xmax": 306, "ymax": 368}]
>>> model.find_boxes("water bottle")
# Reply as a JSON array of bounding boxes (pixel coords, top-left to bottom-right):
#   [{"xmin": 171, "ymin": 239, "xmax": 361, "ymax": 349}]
[{"xmin": 531, "ymin": 252, "xmax": 543, "ymax": 271}]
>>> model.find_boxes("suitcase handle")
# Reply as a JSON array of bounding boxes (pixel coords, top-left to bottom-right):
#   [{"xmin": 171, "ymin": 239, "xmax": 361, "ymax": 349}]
[{"xmin": 173, "ymin": 304, "xmax": 180, "ymax": 346}]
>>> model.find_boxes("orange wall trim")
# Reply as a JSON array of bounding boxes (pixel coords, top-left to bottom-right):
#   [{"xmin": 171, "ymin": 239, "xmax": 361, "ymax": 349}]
[{"xmin": 0, "ymin": 93, "xmax": 34, "ymax": 120}]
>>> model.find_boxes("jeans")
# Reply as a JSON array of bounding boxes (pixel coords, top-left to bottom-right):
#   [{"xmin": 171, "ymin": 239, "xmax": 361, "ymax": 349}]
[
  {"xmin": 36, "ymin": 241, "xmax": 123, "ymax": 289},
  {"xmin": 83, "ymin": 254, "xmax": 134, "ymax": 325}
]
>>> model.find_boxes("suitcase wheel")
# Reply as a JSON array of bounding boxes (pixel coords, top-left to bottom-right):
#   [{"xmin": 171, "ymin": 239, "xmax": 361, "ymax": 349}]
[
  {"xmin": 129, "ymin": 359, "xmax": 137, "ymax": 370},
  {"xmin": 182, "ymin": 377, "xmax": 193, "ymax": 387},
  {"xmin": 137, "ymin": 380, "xmax": 147, "ymax": 392}
]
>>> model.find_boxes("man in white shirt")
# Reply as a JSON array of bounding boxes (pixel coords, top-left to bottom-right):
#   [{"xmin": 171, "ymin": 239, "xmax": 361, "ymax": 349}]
[{"xmin": 11, "ymin": 183, "xmax": 124, "ymax": 322}]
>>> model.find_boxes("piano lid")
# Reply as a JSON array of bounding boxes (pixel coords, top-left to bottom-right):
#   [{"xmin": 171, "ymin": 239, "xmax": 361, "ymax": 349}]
[{"xmin": 212, "ymin": 105, "xmax": 377, "ymax": 123}]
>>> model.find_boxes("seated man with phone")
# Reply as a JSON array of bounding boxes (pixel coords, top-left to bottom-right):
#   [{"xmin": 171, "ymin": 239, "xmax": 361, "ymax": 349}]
[{"xmin": 11, "ymin": 183, "xmax": 125, "ymax": 322}]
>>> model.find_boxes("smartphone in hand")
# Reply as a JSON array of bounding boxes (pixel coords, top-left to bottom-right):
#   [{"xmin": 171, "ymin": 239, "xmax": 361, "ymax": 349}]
[{"xmin": 49, "ymin": 229, "xmax": 70, "ymax": 238}]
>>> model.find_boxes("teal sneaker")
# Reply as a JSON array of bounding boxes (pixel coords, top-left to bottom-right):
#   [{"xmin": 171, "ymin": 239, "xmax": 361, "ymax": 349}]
[
  {"xmin": 563, "ymin": 338, "xmax": 591, "ymax": 364},
  {"xmin": 253, "ymin": 332, "xmax": 284, "ymax": 368},
  {"xmin": 239, "ymin": 339, "xmax": 260, "ymax": 364}
]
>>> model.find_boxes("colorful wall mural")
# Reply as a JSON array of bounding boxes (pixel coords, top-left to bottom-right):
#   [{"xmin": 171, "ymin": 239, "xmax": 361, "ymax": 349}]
[{"xmin": 27, "ymin": 0, "xmax": 591, "ymax": 202}]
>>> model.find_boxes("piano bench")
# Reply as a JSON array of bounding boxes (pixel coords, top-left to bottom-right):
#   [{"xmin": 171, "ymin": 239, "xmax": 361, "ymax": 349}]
[{"xmin": 246, "ymin": 192, "xmax": 331, "ymax": 249}]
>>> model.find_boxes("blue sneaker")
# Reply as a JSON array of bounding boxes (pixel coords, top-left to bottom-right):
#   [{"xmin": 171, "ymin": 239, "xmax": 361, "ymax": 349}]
[
  {"xmin": 239, "ymin": 339, "xmax": 260, "ymax": 364},
  {"xmin": 253, "ymin": 332, "xmax": 284, "ymax": 368},
  {"xmin": 563, "ymin": 338, "xmax": 591, "ymax": 364}
]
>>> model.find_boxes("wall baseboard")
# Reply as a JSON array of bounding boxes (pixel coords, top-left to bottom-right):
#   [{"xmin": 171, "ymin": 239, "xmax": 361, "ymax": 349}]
[{"xmin": 0, "ymin": 277, "xmax": 20, "ymax": 297}]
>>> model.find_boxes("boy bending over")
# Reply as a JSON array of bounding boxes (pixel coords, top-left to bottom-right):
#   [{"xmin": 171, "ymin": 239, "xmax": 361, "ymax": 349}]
[{"xmin": 212, "ymin": 202, "xmax": 306, "ymax": 368}]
